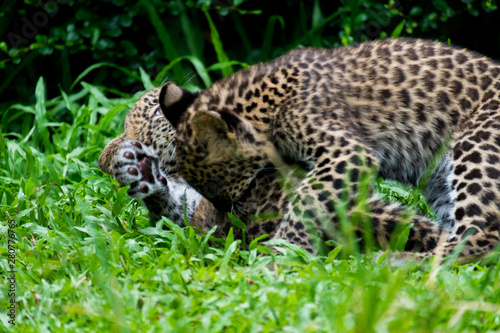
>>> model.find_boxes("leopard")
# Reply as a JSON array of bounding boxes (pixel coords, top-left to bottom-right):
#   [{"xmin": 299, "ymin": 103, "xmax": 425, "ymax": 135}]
[
  {"xmin": 159, "ymin": 38, "xmax": 500, "ymax": 263},
  {"xmin": 98, "ymin": 87, "xmax": 288, "ymax": 242},
  {"xmin": 98, "ymin": 84, "xmax": 439, "ymax": 255}
]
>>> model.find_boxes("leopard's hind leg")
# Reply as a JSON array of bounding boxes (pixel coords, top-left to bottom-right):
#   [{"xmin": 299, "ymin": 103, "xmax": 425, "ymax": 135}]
[
  {"xmin": 387, "ymin": 107, "xmax": 500, "ymax": 264},
  {"xmin": 428, "ymin": 108, "xmax": 500, "ymax": 262},
  {"xmin": 271, "ymin": 124, "xmax": 442, "ymax": 255}
]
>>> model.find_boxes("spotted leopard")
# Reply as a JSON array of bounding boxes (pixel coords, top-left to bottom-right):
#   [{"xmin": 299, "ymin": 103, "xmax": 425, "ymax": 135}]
[
  {"xmin": 99, "ymin": 86, "xmax": 438, "ymax": 254},
  {"xmin": 160, "ymin": 38, "xmax": 500, "ymax": 263}
]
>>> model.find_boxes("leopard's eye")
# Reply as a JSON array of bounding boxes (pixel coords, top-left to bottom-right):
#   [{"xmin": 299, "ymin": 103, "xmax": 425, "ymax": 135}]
[{"xmin": 154, "ymin": 106, "xmax": 162, "ymax": 116}]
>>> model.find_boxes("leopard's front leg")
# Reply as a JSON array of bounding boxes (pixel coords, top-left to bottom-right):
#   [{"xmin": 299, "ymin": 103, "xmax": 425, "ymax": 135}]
[{"xmin": 110, "ymin": 139, "xmax": 202, "ymax": 225}]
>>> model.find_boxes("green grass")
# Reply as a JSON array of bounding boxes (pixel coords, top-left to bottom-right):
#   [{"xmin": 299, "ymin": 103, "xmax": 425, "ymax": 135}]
[{"xmin": 1, "ymin": 74, "xmax": 500, "ymax": 332}]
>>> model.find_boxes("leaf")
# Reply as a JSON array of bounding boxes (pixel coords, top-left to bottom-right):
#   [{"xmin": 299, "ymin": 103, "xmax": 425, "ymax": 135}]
[
  {"xmin": 395, "ymin": 223, "xmax": 414, "ymax": 251},
  {"xmin": 391, "ymin": 19, "xmax": 407, "ymax": 38},
  {"xmin": 325, "ymin": 245, "xmax": 343, "ymax": 263},
  {"xmin": 80, "ymin": 82, "xmax": 112, "ymax": 109},
  {"xmin": 111, "ymin": 187, "xmax": 128, "ymax": 217},
  {"xmin": 378, "ymin": 182, "xmax": 410, "ymax": 198},
  {"xmin": 198, "ymin": 225, "xmax": 218, "ymax": 254},
  {"xmin": 248, "ymin": 248, "xmax": 257, "ymax": 265},
  {"xmin": 224, "ymin": 227, "xmax": 234, "ymax": 251},
  {"xmin": 377, "ymin": 250, "xmax": 389, "ymax": 265},
  {"xmin": 59, "ymin": 86, "xmax": 78, "ymax": 118},
  {"xmin": 219, "ymin": 239, "xmax": 241, "ymax": 274},
  {"xmin": 249, "ymin": 233, "xmax": 269, "ymax": 250},
  {"xmin": 409, "ymin": 6, "xmax": 423, "ymax": 16},
  {"xmin": 257, "ymin": 245, "xmax": 273, "ymax": 255},
  {"xmin": 31, "ymin": 148, "xmax": 62, "ymax": 185},
  {"xmin": 163, "ymin": 218, "xmax": 190, "ymax": 250},
  {"xmin": 0, "ymin": 41, "xmax": 7, "ymax": 53},
  {"xmin": 34, "ymin": 77, "xmax": 52, "ymax": 152},
  {"xmin": 97, "ymin": 104, "xmax": 127, "ymax": 132},
  {"xmin": 228, "ymin": 213, "xmax": 246, "ymax": 231},
  {"xmin": 205, "ymin": 61, "xmax": 249, "ymax": 72},
  {"xmin": 140, "ymin": 227, "xmax": 175, "ymax": 240},
  {"xmin": 139, "ymin": 67, "xmax": 154, "ymax": 90},
  {"xmin": 70, "ymin": 62, "xmax": 141, "ymax": 91},
  {"xmin": 312, "ymin": 0, "xmax": 324, "ymax": 29}
]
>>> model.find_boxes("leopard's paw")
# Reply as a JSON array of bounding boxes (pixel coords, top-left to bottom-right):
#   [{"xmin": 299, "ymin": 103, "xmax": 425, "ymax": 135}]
[{"xmin": 111, "ymin": 140, "xmax": 169, "ymax": 200}]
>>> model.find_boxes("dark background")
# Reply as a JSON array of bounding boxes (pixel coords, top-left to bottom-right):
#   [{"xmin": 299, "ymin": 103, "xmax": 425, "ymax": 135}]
[{"xmin": 1, "ymin": 0, "xmax": 499, "ymax": 111}]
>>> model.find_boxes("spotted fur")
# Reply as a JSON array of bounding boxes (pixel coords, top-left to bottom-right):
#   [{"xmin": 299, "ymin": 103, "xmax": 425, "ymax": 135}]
[{"xmin": 160, "ymin": 38, "xmax": 500, "ymax": 263}]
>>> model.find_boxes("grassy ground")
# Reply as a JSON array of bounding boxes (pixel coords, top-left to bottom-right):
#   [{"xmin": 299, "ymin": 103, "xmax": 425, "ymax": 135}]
[{"xmin": 1, "ymin": 77, "xmax": 500, "ymax": 332}]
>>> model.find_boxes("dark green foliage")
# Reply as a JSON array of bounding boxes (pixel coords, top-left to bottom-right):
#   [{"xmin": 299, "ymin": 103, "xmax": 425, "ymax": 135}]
[{"xmin": 1, "ymin": 0, "xmax": 499, "ymax": 109}]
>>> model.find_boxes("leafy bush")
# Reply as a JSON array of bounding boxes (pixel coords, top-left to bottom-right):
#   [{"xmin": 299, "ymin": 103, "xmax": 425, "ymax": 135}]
[{"xmin": 1, "ymin": 0, "xmax": 498, "ymax": 110}]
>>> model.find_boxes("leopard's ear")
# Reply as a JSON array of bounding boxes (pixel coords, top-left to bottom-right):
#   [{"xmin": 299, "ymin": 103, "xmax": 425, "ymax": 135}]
[
  {"xmin": 159, "ymin": 82, "xmax": 198, "ymax": 128},
  {"xmin": 192, "ymin": 111, "xmax": 236, "ymax": 159},
  {"xmin": 98, "ymin": 133, "xmax": 127, "ymax": 175}
]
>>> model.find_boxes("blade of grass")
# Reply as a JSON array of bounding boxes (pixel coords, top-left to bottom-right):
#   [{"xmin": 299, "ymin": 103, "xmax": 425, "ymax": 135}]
[
  {"xmin": 31, "ymin": 147, "xmax": 61, "ymax": 185},
  {"xmin": 141, "ymin": 0, "xmax": 185, "ymax": 80},
  {"xmin": 206, "ymin": 60, "xmax": 249, "ymax": 72},
  {"xmin": 391, "ymin": 19, "xmax": 407, "ymax": 38},
  {"xmin": 194, "ymin": 226, "xmax": 217, "ymax": 255},
  {"xmin": 0, "ymin": 125, "xmax": 10, "ymax": 174},
  {"xmin": 203, "ymin": 4, "xmax": 232, "ymax": 77},
  {"xmin": 220, "ymin": 239, "xmax": 241, "ymax": 274},
  {"xmin": 34, "ymin": 77, "xmax": 52, "ymax": 153},
  {"xmin": 260, "ymin": 16, "xmax": 285, "ymax": 62},
  {"xmin": 80, "ymin": 82, "xmax": 113, "ymax": 109},
  {"xmin": 176, "ymin": 0, "xmax": 203, "ymax": 61},
  {"xmin": 59, "ymin": 86, "xmax": 78, "ymax": 119},
  {"xmin": 70, "ymin": 62, "xmax": 142, "ymax": 91},
  {"xmin": 153, "ymin": 55, "xmax": 212, "ymax": 88},
  {"xmin": 311, "ymin": 0, "xmax": 325, "ymax": 47},
  {"xmin": 293, "ymin": 8, "xmax": 345, "ymax": 48},
  {"xmin": 139, "ymin": 67, "xmax": 154, "ymax": 91}
]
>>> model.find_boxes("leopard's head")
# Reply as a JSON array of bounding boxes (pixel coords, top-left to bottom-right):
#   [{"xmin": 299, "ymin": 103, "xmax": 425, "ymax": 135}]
[
  {"xmin": 160, "ymin": 81, "xmax": 284, "ymax": 210},
  {"xmin": 98, "ymin": 87, "xmax": 178, "ymax": 177}
]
